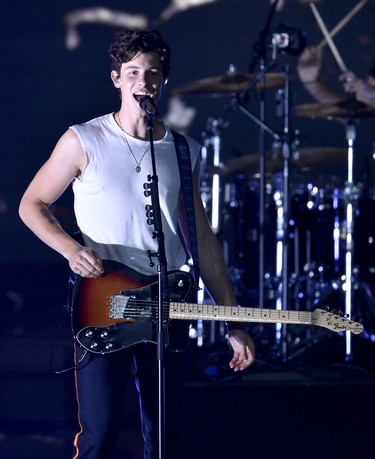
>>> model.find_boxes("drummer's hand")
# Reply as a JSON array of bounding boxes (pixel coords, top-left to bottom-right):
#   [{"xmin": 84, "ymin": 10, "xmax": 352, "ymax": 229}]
[
  {"xmin": 339, "ymin": 71, "xmax": 357, "ymax": 93},
  {"xmin": 339, "ymin": 71, "xmax": 375, "ymax": 105},
  {"xmin": 297, "ymin": 46, "xmax": 323, "ymax": 84}
]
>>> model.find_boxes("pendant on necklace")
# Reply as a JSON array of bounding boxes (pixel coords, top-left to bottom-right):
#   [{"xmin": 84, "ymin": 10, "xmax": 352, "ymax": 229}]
[{"xmin": 135, "ymin": 165, "xmax": 141, "ymax": 173}]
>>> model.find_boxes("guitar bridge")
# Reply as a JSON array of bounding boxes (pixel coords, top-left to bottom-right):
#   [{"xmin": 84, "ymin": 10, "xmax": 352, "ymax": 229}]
[
  {"xmin": 109, "ymin": 294, "xmax": 132, "ymax": 319},
  {"xmin": 109, "ymin": 294, "xmax": 153, "ymax": 320}
]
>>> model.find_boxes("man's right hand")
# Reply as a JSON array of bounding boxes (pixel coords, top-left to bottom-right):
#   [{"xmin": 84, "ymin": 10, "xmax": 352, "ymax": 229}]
[{"xmin": 68, "ymin": 247, "xmax": 104, "ymax": 277}]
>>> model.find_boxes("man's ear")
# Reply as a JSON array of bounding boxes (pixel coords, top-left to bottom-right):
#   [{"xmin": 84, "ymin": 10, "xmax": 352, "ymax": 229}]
[{"xmin": 111, "ymin": 70, "xmax": 121, "ymax": 87}]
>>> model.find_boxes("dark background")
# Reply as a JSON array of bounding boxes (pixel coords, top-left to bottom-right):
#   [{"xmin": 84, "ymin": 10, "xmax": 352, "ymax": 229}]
[
  {"xmin": 1, "ymin": 2, "xmax": 375, "ymax": 458},
  {"xmin": 2, "ymin": 0, "xmax": 375, "ymax": 334},
  {"xmin": 1, "ymin": 0, "xmax": 374, "ymax": 265}
]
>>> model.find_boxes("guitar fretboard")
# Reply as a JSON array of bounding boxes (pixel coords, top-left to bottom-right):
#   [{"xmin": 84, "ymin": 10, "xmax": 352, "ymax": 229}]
[{"xmin": 169, "ymin": 303, "xmax": 313, "ymax": 325}]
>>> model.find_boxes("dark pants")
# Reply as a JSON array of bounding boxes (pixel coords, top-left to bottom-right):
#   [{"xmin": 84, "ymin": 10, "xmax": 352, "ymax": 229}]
[{"xmin": 72, "ymin": 343, "xmax": 187, "ymax": 459}]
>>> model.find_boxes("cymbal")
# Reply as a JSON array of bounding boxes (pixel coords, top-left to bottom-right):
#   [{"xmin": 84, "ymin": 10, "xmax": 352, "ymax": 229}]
[
  {"xmin": 210, "ymin": 146, "xmax": 347, "ymax": 177},
  {"xmin": 291, "ymin": 146, "xmax": 347, "ymax": 171},
  {"xmin": 173, "ymin": 71, "xmax": 285, "ymax": 96},
  {"xmin": 295, "ymin": 99, "xmax": 375, "ymax": 119}
]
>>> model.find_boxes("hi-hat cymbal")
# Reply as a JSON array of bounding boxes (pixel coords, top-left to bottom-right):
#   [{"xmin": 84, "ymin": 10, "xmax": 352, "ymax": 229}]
[
  {"xmin": 295, "ymin": 99, "xmax": 375, "ymax": 119},
  {"xmin": 210, "ymin": 146, "xmax": 347, "ymax": 177},
  {"xmin": 173, "ymin": 71, "xmax": 286, "ymax": 96}
]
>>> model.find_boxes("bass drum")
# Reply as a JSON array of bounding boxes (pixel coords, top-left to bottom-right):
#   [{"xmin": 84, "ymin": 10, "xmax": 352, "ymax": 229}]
[{"xmin": 221, "ymin": 177, "xmax": 276, "ymax": 301}]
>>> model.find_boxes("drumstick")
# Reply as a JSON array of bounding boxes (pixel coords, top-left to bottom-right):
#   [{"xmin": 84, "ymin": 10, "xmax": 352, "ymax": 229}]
[
  {"xmin": 317, "ymin": 0, "xmax": 368, "ymax": 49},
  {"xmin": 309, "ymin": 2, "xmax": 348, "ymax": 72}
]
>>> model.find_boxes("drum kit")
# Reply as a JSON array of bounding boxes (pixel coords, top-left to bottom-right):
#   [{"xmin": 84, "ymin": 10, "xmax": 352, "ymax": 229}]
[{"xmin": 175, "ymin": 0, "xmax": 375, "ymax": 361}]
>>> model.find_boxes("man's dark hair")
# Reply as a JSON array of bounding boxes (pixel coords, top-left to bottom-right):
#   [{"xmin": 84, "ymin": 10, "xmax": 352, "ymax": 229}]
[{"xmin": 109, "ymin": 30, "xmax": 171, "ymax": 79}]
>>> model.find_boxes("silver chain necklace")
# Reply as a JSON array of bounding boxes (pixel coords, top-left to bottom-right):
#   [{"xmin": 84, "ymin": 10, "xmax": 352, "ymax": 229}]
[{"xmin": 116, "ymin": 113, "xmax": 150, "ymax": 173}]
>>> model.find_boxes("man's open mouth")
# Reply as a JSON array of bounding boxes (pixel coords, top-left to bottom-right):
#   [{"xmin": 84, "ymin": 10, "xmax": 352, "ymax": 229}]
[{"xmin": 133, "ymin": 92, "xmax": 152, "ymax": 102}]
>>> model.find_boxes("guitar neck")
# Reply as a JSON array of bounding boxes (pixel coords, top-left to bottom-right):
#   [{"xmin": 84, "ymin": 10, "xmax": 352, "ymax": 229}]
[{"xmin": 169, "ymin": 303, "xmax": 313, "ymax": 326}]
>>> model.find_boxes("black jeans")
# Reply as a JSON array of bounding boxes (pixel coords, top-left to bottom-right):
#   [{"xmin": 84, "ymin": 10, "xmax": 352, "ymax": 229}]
[{"xmin": 72, "ymin": 343, "xmax": 187, "ymax": 459}]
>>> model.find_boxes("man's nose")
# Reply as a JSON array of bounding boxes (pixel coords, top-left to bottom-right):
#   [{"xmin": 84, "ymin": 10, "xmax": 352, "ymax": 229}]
[{"xmin": 137, "ymin": 73, "xmax": 149, "ymax": 86}]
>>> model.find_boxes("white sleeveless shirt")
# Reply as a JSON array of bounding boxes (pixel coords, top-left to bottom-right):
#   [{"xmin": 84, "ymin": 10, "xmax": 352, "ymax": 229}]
[{"xmin": 70, "ymin": 113, "xmax": 201, "ymax": 275}]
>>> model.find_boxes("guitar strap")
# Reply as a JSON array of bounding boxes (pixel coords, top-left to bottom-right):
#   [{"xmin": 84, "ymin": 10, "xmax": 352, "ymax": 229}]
[{"xmin": 171, "ymin": 129, "xmax": 201, "ymax": 289}]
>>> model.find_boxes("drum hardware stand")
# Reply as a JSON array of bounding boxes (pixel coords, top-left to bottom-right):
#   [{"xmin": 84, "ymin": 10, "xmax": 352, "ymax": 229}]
[
  {"xmin": 236, "ymin": 0, "xmax": 283, "ymax": 311},
  {"xmin": 234, "ymin": 8, "xmax": 306, "ymax": 359},
  {"xmin": 310, "ymin": 117, "xmax": 370, "ymax": 362},
  {"xmin": 201, "ymin": 116, "xmax": 229, "ymax": 236},
  {"xmin": 342, "ymin": 118, "xmax": 361, "ymax": 361},
  {"xmin": 196, "ymin": 1, "xmax": 304, "ymax": 358},
  {"xmin": 199, "ymin": 116, "xmax": 229, "ymax": 345},
  {"xmin": 234, "ymin": 59, "xmax": 279, "ymax": 311},
  {"xmin": 197, "ymin": 57, "xmax": 280, "ymax": 346},
  {"xmin": 311, "ymin": 117, "xmax": 362, "ymax": 362},
  {"xmin": 235, "ymin": 61, "xmax": 298, "ymax": 360},
  {"xmin": 278, "ymin": 65, "xmax": 293, "ymax": 359}
]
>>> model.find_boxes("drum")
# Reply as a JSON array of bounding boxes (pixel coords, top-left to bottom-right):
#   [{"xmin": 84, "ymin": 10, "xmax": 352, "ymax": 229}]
[
  {"xmin": 221, "ymin": 177, "xmax": 276, "ymax": 299},
  {"xmin": 288, "ymin": 180, "xmax": 346, "ymax": 284},
  {"xmin": 222, "ymin": 176, "xmax": 351, "ymax": 303}
]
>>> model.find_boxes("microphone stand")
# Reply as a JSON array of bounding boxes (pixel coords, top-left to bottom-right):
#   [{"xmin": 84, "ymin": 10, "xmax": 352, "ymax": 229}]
[{"xmin": 143, "ymin": 110, "xmax": 168, "ymax": 459}]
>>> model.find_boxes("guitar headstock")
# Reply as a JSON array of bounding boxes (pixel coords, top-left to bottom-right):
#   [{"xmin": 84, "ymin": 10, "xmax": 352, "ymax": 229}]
[{"xmin": 311, "ymin": 308, "xmax": 363, "ymax": 334}]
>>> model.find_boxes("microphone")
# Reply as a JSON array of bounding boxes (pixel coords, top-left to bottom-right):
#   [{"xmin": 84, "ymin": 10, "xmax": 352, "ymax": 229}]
[
  {"xmin": 272, "ymin": 24, "xmax": 306, "ymax": 56},
  {"xmin": 139, "ymin": 95, "xmax": 156, "ymax": 117}
]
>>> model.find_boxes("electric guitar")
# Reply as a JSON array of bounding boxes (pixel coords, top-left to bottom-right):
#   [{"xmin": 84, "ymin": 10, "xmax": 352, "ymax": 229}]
[{"xmin": 71, "ymin": 261, "xmax": 364, "ymax": 354}]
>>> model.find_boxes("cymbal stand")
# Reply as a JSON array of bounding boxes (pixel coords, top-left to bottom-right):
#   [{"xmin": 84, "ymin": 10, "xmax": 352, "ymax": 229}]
[
  {"xmin": 234, "ymin": 70, "xmax": 295, "ymax": 360},
  {"xmin": 234, "ymin": 59, "xmax": 280, "ymax": 311},
  {"xmin": 201, "ymin": 117, "xmax": 227, "ymax": 235},
  {"xmin": 200, "ymin": 117, "xmax": 228, "ymax": 344},
  {"xmin": 343, "ymin": 118, "xmax": 360, "ymax": 360},
  {"xmin": 276, "ymin": 65, "xmax": 293, "ymax": 359},
  {"xmin": 238, "ymin": 0, "xmax": 282, "ymax": 310}
]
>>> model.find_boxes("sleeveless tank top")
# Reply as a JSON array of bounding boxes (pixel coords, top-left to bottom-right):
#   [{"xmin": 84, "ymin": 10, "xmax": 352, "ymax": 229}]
[{"xmin": 70, "ymin": 113, "xmax": 200, "ymax": 275}]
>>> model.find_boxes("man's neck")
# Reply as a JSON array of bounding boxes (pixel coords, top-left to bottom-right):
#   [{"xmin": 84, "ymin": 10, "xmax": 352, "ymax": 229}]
[{"xmin": 117, "ymin": 111, "xmax": 166, "ymax": 141}]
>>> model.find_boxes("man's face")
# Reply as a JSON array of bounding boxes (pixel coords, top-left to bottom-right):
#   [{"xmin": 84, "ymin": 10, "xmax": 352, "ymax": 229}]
[{"xmin": 115, "ymin": 52, "xmax": 165, "ymax": 116}]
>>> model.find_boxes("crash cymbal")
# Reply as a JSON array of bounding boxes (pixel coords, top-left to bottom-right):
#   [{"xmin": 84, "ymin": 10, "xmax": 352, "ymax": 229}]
[
  {"xmin": 211, "ymin": 146, "xmax": 347, "ymax": 177},
  {"xmin": 295, "ymin": 99, "xmax": 375, "ymax": 119},
  {"xmin": 173, "ymin": 71, "xmax": 286, "ymax": 96}
]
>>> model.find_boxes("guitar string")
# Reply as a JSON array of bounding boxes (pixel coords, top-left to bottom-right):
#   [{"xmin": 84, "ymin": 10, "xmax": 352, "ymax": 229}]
[{"xmin": 109, "ymin": 306, "xmax": 353, "ymax": 325}]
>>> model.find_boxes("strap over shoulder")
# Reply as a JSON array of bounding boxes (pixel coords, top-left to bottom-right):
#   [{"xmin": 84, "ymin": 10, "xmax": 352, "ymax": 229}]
[{"xmin": 171, "ymin": 129, "xmax": 200, "ymax": 287}]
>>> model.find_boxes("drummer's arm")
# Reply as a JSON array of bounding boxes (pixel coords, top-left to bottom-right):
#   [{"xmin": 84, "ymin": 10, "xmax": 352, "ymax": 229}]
[
  {"xmin": 300, "ymin": 79, "xmax": 342, "ymax": 104},
  {"xmin": 297, "ymin": 46, "xmax": 342, "ymax": 104}
]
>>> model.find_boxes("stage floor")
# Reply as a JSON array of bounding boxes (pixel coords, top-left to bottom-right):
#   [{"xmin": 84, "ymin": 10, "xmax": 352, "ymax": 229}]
[{"xmin": 1, "ymin": 330, "xmax": 375, "ymax": 459}]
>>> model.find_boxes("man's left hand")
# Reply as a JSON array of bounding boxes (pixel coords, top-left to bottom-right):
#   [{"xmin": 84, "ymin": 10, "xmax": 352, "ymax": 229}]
[{"xmin": 227, "ymin": 329, "xmax": 256, "ymax": 372}]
